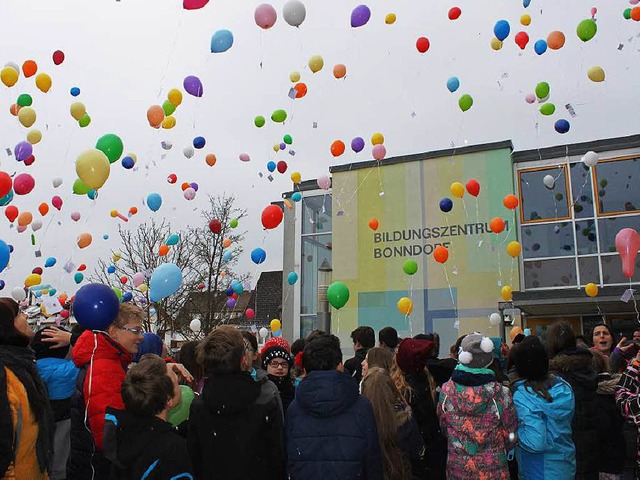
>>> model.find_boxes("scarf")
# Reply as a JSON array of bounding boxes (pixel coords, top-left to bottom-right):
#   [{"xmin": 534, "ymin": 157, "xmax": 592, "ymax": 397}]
[
  {"xmin": 0, "ymin": 345, "xmax": 54, "ymax": 475},
  {"xmin": 451, "ymin": 363, "xmax": 496, "ymax": 386}
]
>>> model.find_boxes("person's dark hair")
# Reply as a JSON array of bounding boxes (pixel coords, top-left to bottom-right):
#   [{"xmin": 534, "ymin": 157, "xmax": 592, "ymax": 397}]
[
  {"xmin": 546, "ymin": 322, "xmax": 576, "ymax": 358},
  {"xmin": 512, "ymin": 336, "xmax": 554, "ymax": 402},
  {"xmin": 70, "ymin": 323, "xmax": 86, "ymax": 347},
  {"xmin": 303, "ymin": 333, "xmax": 342, "ymax": 372},
  {"xmin": 451, "ymin": 334, "xmax": 467, "ymax": 360},
  {"xmin": 32, "ymin": 327, "xmax": 70, "ymax": 359},
  {"xmin": 305, "ymin": 329, "xmax": 325, "ymax": 344},
  {"xmin": 0, "ymin": 298, "xmax": 29, "ymax": 347},
  {"xmin": 590, "ymin": 323, "xmax": 616, "ymax": 354},
  {"xmin": 196, "ymin": 326, "xmax": 244, "ymax": 375},
  {"xmin": 241, "ymin": 331, "xmax": 258, "ymax": 354},
  {"xmin": 574, "ymin": 334, "xmax": 588, "ymax": 345},
  {"xmin": 291, "ymin": 338, "xmax": 305, "ymax": 357},
  {"xmin": 121, "ymin": 354, "xmax": 174, "ymax": 416},
  {"xmin": 178, "ymin": 341, "xmax": 203, "ymax": 386},
  {"xmin": 351, "ymin": 326, "xmax": 375, "ymax": 349},
  {"xmin": 379, "ymin": 326, "xmax": 399, "ymax": 350},
  {"xmin": 420, "ymin": 333, "xmax": 440, "ymax": 358}
]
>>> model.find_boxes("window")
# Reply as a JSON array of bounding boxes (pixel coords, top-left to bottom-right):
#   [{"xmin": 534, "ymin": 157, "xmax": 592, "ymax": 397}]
[
  {"xmin": 524, "ymin": 258, "xmax": 576, "ymax": 289},
  {"xmin": 598, "ymin": 215, "xmax": 640, "ymax": 254},
  {"xmin": 519, "ymin": 166, "xmax": 569, "ymax": 223},
  {"xmin": 302, "ymin": 195, "xmax": 332, "ymax": 234},
  {"xmin": 521, "ymin": 222, "xmax": 574, "ymax": 258},
  {"xmin": 595, "ymin": 157, "xmax": 640, "ymax": 216},
  {"xmin": 569, "ymin": 162, "xmax": 594, "ymax": 218}
]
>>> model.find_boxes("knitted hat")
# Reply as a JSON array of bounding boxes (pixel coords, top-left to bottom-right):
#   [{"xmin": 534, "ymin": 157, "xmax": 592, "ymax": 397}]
[
  {"xmin": 31, "ymin": 328, "xmax": 70, "ymax": 360},
  {"xmin": 514, "ymin": 336, "xmax": 548, "ymax": 381},
  {"xmin": 458, "ymin": 333, "xmax": 494, "ymax": 369},
  {"xmin": 395, "ymin": 338, "xmax": 434, "ymax": 373},
  {"xmin": 260, "ymin": 337, "xmax": 292, "ymax": 370}
]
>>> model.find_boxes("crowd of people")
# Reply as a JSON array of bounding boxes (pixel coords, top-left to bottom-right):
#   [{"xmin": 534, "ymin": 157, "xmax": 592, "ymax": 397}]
[{"xmin": 3, "ymin": 297, "xmax": 640, "ymax": 479}]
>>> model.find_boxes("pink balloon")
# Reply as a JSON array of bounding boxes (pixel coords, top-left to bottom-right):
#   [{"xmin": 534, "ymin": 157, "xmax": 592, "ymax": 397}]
[
  {"xmin": 51, "ymin": 195, "xmax": 63, "ymax": 210},
  {"xmin": 254, "ymin": 4, "xmax": 277, "ymax": 29},
  {"xmin": 183, "ymin": 0, "xmax": 209, "ymax": 9},
  {"xmin": 245, "ymin": 308, "xmax": 255, "ymax": 319},
  {"xmin": 13, "ymin": 173, "xmax": 35, "ymax": 195},
  {"xmin": 525, "ymin": 93, "xmax": 536, "ymax": 104},
  {"xmin": 372, "ymin": 144, "xmax": 387, "ymax": 161},
  {"xmin": 317, "ymin": 175, "xmax": 331, "ymax": 190},
  {"xmin": 631, "ymin": 0, "xmax": 640, "ymax": 5},
  {"xmin": 239, "ymin": 153, "xmax": 250, "ymax": 162},
  {"xmin": 71, "ymin": 212, "xmax": 81, "ymax": 222},
  {"xmin": 615, "ymin": 228, "xmax": 640, "ymax": 279},
  {"xmin": 17, "ymin": 225, "xmax": 27, "ymax": 233},
  {"xmin": 132, "ymin": 272, "xmax": 145, "ymax": 287},
  {"xmin": 183, "ymin": 187, "xmax": 197, "ymax": 200}
]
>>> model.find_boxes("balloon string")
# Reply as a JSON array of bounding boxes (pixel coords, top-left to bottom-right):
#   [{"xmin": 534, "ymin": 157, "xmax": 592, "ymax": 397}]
[
  {"xmin": 156, "ymin": 15, "xmax": 184, "ymax": 98},
  {"xmin": 408, "ymin": 276, "xmax": 414, "ymax": 338},
  {"xmin": 461, "ymin": 197, "xmax": 469, "ymax": 223},
  {"xmin": 631, "ymin": 279, "xmax": 640, "ymax": 323},
  {"xmin": 509, "ymin": 257, "xmax": 516, "ymax": 289},
  {"xmin": 442, "ymin": 266, "xmax": 456, "ymax": 315},
  {"xmin": 444, "ymin": 215, "xmax": 457, "ymax": 269}
]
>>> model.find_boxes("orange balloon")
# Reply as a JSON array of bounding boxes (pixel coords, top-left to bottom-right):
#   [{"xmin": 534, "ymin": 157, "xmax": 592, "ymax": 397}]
[
  {"xmin": 503, "ymin": 194, "xmax": 519, "ymax": 210},
  {"xmin": 489, "ymin": 217, "xmax": 506, "ymax": 234},
  {"xmin": 368, "ymin": 218, "xmax": 379, "ymax": 230},
  {"xmin": 159, "ymin": 244, "xmax": 169, "ymax": 256},
  {"xmin": 632, "ymin": 7, "xmax": 640, "ymax": 20},
  {"xmin": 181, "ymin": 182, "xmax": 190, "ymax": 191},
  {"xmin": 9, "ymin": 104, "xmax": 20, "ymax": 116},
  {"xmin": 38, "ymin": 202, "xmax": 49, "ymax": 216},
  {"xmin": 222, "ymin": 238, "xmax": 232, "ymax": 248},
  {"xmin": 433, "ymin": 245, "xmax": 449, "ymax": 264},
  {"xmin": 77, "ymin": 232, "xmax": 92, "ymax": 249},
  {"xmin": 331, "ymin": 140, "xmax": 346, "ymax": 157},
  {"xmin": 129, "ymin": 206, "xmax": 138, "ymax": 215},
  {"xmin": 58, "ymin": 293, "xmax": 68, "ymax": 304},
  {"xmin": 146, "ymin": 105, "xmax": 164, "ymax": 128},
  {"xmin": 17, "ymin": 211, "xmax": 33, "ymax": 227},
  {"xmin": 333, "ymin": 64, "xmax": 347, "ymax": 79},
  {"xmin": 22, "ymin": 60, "xmax": 38, "ymax": 78},
  {"xmin": 293, "ymin": 83, "xmax": 307, "ymax": 98},
  {"xmin": 546, "ymin": 31, "xmax": 565, "ymax": 50},
  {"xmin": 205, "ymin": 154, "xmax": 217, "ymax": 166}
]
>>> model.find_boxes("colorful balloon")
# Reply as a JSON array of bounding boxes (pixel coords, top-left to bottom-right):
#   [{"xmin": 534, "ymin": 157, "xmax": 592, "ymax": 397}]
[
  {"xmin": 183, "ymin": 75, "xmax": 203, "ymax": 97},
  {"xmin": 494, "ymin": 20, "xmax": 511, "ymax": 41},
  {"xmin": 150, "ymin": 263, "xmax": 183, "ymax": 302},
  {"xmin": 74, "ymin": 283, "xmax": 120, "ymax": 330},
  {"xmin": 397, "ymin": 297, "xmax": 413, "ymax": 315},
  {"xmin": 433, "ymin": 245, "xmax": 449, "ymax": 264},
  {"xmin": 351, "ymin": 4, "xmax": 371, "ymax": 27},
  {"xmin": 210, "ymin": 29, "xmax": 234, "ymax": 53},
  {"xmin": 506, "ymin": 241, "xmax": 522, "ymax": 258},
  {"xmin": 76, "ymin": 149, "xmax": 110, "ymax": 189},
  {"xmin": 327, "ymin": 281, "xmax": 350, "ymax": 309},
  {"xmin": 615, "ymin": 228, "xmax": 640, "ymax": 279},
  {"xmin": 96, "ymin": 134, "xmax": 124, "ymax": 163},
  {"xmin": 147, "ymin": 193, "xmax": 162, "ymax": 212},
  {"xmin": 261, "ymin": 205, "xmax": 283, "ymax": 229},
  {"xmin": 283, "ymin": 0, "xmax": 306, "ymax": 27},
  {"xmin": 254, "ymin": 3, "xmax": 277, "ymax": 29}
]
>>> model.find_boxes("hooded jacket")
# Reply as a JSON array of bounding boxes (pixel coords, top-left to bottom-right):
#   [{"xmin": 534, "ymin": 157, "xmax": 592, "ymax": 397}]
[
  {"xmin": 512, "ymin": 375, "xmax": 576, "ymax": 479},
  {"xmin": 103, "ymin": 407, "xmax": 193, "ymax": 479},
  {"xmin": 549, "ymin": 348, "xmax": 599, "ymax": 476},
  {"xmin": 344, "ymin": 348, "xmax": 368, "ymax": 383},
  {"xmin": 37, "ymin": 357, "xmax": 79, "ymax": 422},
  {"xmin": 438, "ymin": 373, "xmax": 517, "ymax": 480},
  {"xmin": 285, "ymin": 370, "xmax": 383, "ymax": 480},
  {"xmin": 188, "ymin": 371, "xmax": 285, "ymax": 480}
]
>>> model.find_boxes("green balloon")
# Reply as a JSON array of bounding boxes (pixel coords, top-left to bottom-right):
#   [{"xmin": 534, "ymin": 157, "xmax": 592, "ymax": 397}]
[
  {"xmin": 458, "ymin": 94, "xmax": 473, "ymax": 112},
  {"xmin": 230, "ymin": 218, "xmax": 238, "ymax": 228},
  {"xmin": 72, "ymin": 178, "xmax": 91, "ymax": 195},
  {"xmin": 327, "ymin": 281, "xmax": 350, "ymax": 310},
  {"xmin": 168, "ymin": 385, "xmax": 195, "ymax": 426},
  {"xmin": 624, "ymin": 8, "xmax": 631, "ymax": 19},
  {"xmin": 539, "ymin": 103, "xmax": 556, "ymax": 116},
  {"xmin": 162, "ymin": 100, "xmax": 176, "ymax": 116},
  {"xmin": 79, "ymin": 113, "xmax": 91, "ymax": 128},
  {"xmin": 271, "ymin": 109, "xmax": 287, "ymax": 123},
  {"xmin": 17, "ymin": 94, "xmax": 32, "ymax": 107},
  {"xmin": 113, "ymin": 287, "xmax": 122, "ymax": 302},
  {"xmin": 576, "ymin": 19, "xmax": 597, "ymax": 42},
  {"xmin": 283, "ymin": 134, "xmax": 293, "ymax": 145},
  {"xmin": 254, "ymin": 115, "xmax": 265, "ymax": 128},
  {"xmin": 535, "ymin": 82, "xmax": 550, "ymax": 99},
  {"xmin": 95, "ymin": 133, "xmax": 124, "ymax": 163},
  {"xmin": 403, "ymin": 259, "xmax": 418, "ymax": 275}
]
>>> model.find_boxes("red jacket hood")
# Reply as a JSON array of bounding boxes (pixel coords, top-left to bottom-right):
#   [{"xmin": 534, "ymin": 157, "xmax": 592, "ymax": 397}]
[{"xmin": 72, "ymin": 330, "xmax": 132, "ymax": 369}]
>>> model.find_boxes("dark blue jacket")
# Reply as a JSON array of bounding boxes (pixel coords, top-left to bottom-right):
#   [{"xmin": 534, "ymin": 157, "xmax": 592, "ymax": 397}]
[{"xmin": 285, "ymin": 370, "xmax": 383, "ymax": 480}]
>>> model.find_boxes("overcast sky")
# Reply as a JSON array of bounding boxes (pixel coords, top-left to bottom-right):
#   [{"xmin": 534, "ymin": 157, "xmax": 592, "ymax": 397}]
[{"xmin": 0, "ymin": 0, "xmax": 638, "ymax": 297}]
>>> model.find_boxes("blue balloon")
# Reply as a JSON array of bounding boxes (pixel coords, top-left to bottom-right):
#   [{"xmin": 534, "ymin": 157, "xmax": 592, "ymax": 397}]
[
  {"xmin": 150, "ymin": 263, "xmax": 182, "ymax": 302},
  {"xmin": 273, "ymin": 330, "xmax": 282, "ymax": 337},
  {"xmin": 70, "ymin": 87, "xmax": 81, "ymax": 96},
  {"xmin": 554, "ymin": 119, "xmax": 570, "ymax": 134},
  {"xmin": 0, "ymin": 240, "xmax": 10, "ymax": 273},
  {"xmin": 351, "ymin": 137, "xmax": 365, "ymax": 153},
  {"xmin": 210, "ymin": 29, "xmax": 234, "ymax": 53},
  {"xmin": 35, "ymin": 291, "xmax": 42, "ymax": 298},
  {"xmin": 74, "ymin": 272, "xmax": 84, "ymax": 284},
  {"xmin": 251, "ymin": 247, "xmax": 267, "ymax": 265},
  {"xmin": 446, "ymin": 77, "xmax": 460, "ymax": 93},
  {"xmin": 103, "ymin": 234, "xmax": 109, "ymax": 240},
  {"xmin": 0, "ymin": 190, "xmax": 14, "ymax": 207},
  {"xmin": 523, "ymin": 0, "xmax": 531, "ymax": 6},
  {"xmin": 267, "ymin": 161, "xmax": 276, "ymax": 173},
  {"xmin": 230, "ymin": 279, "xmax": 239, "ymax": 286},
  {"xmin": 121, "ymin": 156, "xmax": 135, "ymax": 169},
  {"xmin": 439, "ymin": 198, "xmax": 453, "ymax": 213},
  {"xmin": 48, "ymin": 289, "xmax": 57, "ymax": 296},
  {"xmin": 7, "ymin": 245, "xmax": 13, "ymax": 253},
  {"xmin": 193, "ymin": 136, "xmax": 206, "ymax": 149},
  {"xmin": 287, "ymin": 272, "xmax": 299, "ymax": 285},
  {"xmin": 493, "ymin": 20, "xmax": 511, "ymax": 41},
  {"xmin": 166, "ymin": 234, "xmax": 180, "ymax": 246},
  {"xmin": 44, "ymin": 257, "xmax": 56, "ymax": 268},
  {"xmin": 291, "ymin": 192, "xmax": 302, "ymax": 202},
  {"xmin": 233, "ymin": 283, "xmax": 244, "ymax": 294},
  {"xmin": 122, "ymin": 291, "xmax": 133, "ymax": 302},
  {"xmin": 74, "ymin": 283, "xmax": 120, "ymax": 330},
  {"xmin": 225, "ymin": 287, "xmax": 234, "ymax": 296},
  {"xmin": 222, "ymin": 250, "xmax": 232, "ymax": 262},
  {"xmin": 0, "ymin": 280, "xmax": 5, "ymax": 290},
  {"xmin": 534, "ymin": 39, "xmax": 547, "ymax": 55},
  {"xmin": 88, "ymin": 189, "xmax": 98, "ymax": 200},
  {"xmin": 147, "ymin": 193, "xmax": 162, "ymax": 212}
]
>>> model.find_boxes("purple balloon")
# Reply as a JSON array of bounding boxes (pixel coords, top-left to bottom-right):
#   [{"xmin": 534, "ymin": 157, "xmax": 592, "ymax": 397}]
[
  {"xmin": 351, "ymin": 137, "xmax": 365, "ymax": 153},
  {"xmin": 15, "ymin": 141, "xmax": 33, "ymax": 162},
  {"xmin": 190, "ymin": 182, "xmax": 199, "ymax": 191},
  {"xmin": 351, "ymin": 4, "xmax": 371, "ymax": 28},
  {"xmin": 183, "ymin": 75, "xmax": 203, "ymax": 97},
  {"xmin": 226, "ymin": 297, "xmax": 237, "ymax": 308},
  {"xmin": 279, "ymin": 143, "xmax": 286, "ymax": 150}
]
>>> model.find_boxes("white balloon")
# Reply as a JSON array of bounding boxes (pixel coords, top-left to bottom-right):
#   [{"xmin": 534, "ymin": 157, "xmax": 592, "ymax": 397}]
[
  {"xmin": 259, "ymin": 327, "xmax": 269, "ymax": 338},
  {"xmin": 183, "ymin": 146, "xmax": 194, "ymax": 159},
  {"xmin": 31, "ymin": 219, "xmax": 43, "ymax": 232},
  {"xmin": 581, "ymin": 151, "xmax": 599, "ymax": 167},
  {"xmin": 283, "ymin": 0, "xmax": 306, "ymax": 27},
  {"xmin": 489, "ymin": 313, "xmax": 501, "ymax": 326},
  {"xmin": 543, "ymin": 174, "xmax": 555, "ymax": 189},
  {"xmin": 183, "ymin": 187, "xmax": 196, "ymax": 200},
  {"xmin": 52, "ymin": 177, "xmax": 63, "ymax": 188},
  {"xmin": 12, "ymin": 286, "xmax": 26, "ymax": 301},
  {"xmin": 190, "ymin": 318, "xmax": 201, "ymax": 332},
  {"xmin": 161, "ymin": 141, "xmax": 173, "ymax": 150}
]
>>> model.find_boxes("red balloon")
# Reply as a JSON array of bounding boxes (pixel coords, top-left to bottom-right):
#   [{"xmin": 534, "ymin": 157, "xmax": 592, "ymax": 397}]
[
  {"xmin": 5, "ymin": 206, "xmax": 18, "ymax": 223},
  {"xmin": 183, "ymin": 0, "xmax": 209, "ymax": 9},
  {"xmin": 515, "ymin": 31, "xmax": 530, "ymax": 50},
  {"xmin": 433, "ymin": 245, "xmax": 449, "ymax": 264},
  {"xmin": 261, "ymin": 205, "xmax": 284, "ymax": 230},
  {"xmin": 277, "ymin": 161, "xmax": 288, "ymax": 174},
  {"xmin": 330, "ymin": 140, "xmax": 346, "ymax": 157},
  {"xmin": 167, "ymin": 173, "xmax": 177, "ymax": 184},
  {"xmin": 0, "ymin": 172, "xmax": 12, "ymax": 198},
  {"xmin": 13, "ymin": 173, "xmax": 35, "ymax": 196},
  {"xmin": 32, "ymin": 267, "xmax": 43, "ymax": 275},
  {"xmin": 448, "ymin": 7, "xmax": 461, "ymax": 20},
  {"xmin": 52, "ymin": 50, "xmax": 65, "ymax": 65},
  {"xmin": 466, "ymin": 179, "xmax": 480, "ymax": 197},
  {"xmin": 120, "ymin": 276, "xmax": 128, "ymax": 284},
  {"xmin": 245, "ymin": 308, "xmax": 255, "ymax": 319},
  {"xmin": 294, "ymin": 83, "xmax": 307, "ymax": 98},
  {"xmin": 615, "ymin": 228, "xmax": 640, "ymax": 279},
  {"xmin": 51, "ymin": 196, "xmax": 63, "ymax": 211},
  {"xmin": 24, "ymin": 155, "xmax": 35, "ymax": 166},
  {"xmin": 77, "ymin": 264, "xmax": 86, "ymax": 271},
  {"xmin": 209, "ymin": 218, "xmax": 222, "ymax": 234},
  {"xmin": 60, "ymin": 309, "xmax": 70, "ymax": 319},
  {"xmin": 416, "ymin": 37, "xmax": 430, "ymax": 53}
]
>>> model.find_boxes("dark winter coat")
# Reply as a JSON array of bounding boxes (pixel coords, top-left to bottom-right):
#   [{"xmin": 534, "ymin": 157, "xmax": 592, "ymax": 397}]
[
  {"xmin": 103, "ymin": 407, "xmax": 193, "ymax": 480},
  {"xmin": 285, "ymin": 370, "xmax": 383, "ymax": 480},
  {"xmin": 595, "ymin": 373, "xmax": 626, "ymax": 474},
  {"xmin": 615, "ymin": 358, "xmax": 640, "ymax": 475},
  {"xmin": 267, "ymin": 373, "xmax": 296, "ymax": 414},
  {"xmin": 395, "ymin": 404, "xmax": 428, "ymax": 480},
  {"xmin": 344, "ymin": 347, "xmax": 368, "ymax": 384},
  {"xmin": 188, "ymin": 371, "xmax": 285, "ymax": 480},
  {"xmin": 426, "ymin": 357, "xmax": 456, "ymax": 388},
  {"xmin": 549, "ymin": 348, "xmax": 600, "ymax": 477}
]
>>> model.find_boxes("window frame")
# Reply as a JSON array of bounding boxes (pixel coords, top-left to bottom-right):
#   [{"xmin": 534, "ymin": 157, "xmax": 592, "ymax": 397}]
[
  {"xmin": 518, "ymin": 164, "xmax": 572, "ymax": 225},
  {"xmin": 593, "ymin": 155, "xmax": 640, "ymax": 217}
]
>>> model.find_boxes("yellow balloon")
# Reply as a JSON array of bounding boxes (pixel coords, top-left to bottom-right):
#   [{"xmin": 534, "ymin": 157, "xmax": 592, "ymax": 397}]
[
  {"xmin": 113, "ymin": 252, "xmax": 122, "ymax": 262},
  {"xmin": 587, "ymin": 66, "xmax": 605, "ymax": 83},
  {"xmin": 27, "ymin": 129, "xmax": 42, "ymax": 144},
  {"xmin": 450, "ymin": 182, "xmax": 464, "ymax": 198},
  {"xmin": 291, "ymin": 171, "xmax": 301, "ymax": 184},
  {"xmin": 585, "ymin": 282, "xmax": 598, "ymax": 297},
  {"xmin": 371, "ymin": 132, "xmax": 384, "ymax": 145},
  {"xmin": 397, "ymin": 297, "xmax": 413, "ymax": 315},
  {"xmin": 308, "ymin": 55, "xmax": 324, "ymax": 74},
  {"xmin": 270, "ymin": 318, "xmax": 282, "ymax": 331},
  {"xmin": 167, "ymin": 88, "xmax": 183, "ymax": 107},
  {"xmin": 289, "ymin": 71, "xmax": 301, "ymax": 82},
  {"xmin": 18, "ymin": 107, "xmax": 36, "ymax": 127},
  {"xmin": 162, "ymin": 116, "xmax": 176, "ymax": 129},
  {"xmin": 491, "ymin": 37, "xmax": 503, "ymax": 51},
  {"xmin": 501, "ymin": 285, "xmax": 513, "ymax": 301},
  {"xmin": 506, "ymin": 241, "xmax": 522, "ymax": 258},
  {"xmin": 25, "ymin": 273, "xmax": 42, "ymax": 288},
  {"xmin": 138, "ymin": 283, "xmax": 148, "ymax": 293},
  {"xmin": 273, "ymin": 144, "xmax": 280, "ymax": 152},
  {"xmin": 70, "ymin": 102, "xmax": 86, "ymax": 121},
  {"xmin": 385, "ymin": 13, "xmax": 396, "ymax": 24},
  {"xmin": 520, "ymin": 14, "xmax": 531, "ymax": 26},
  {"xmin": 1, "ymin": 66, "xmax": 19, "ymax": 87},
  {"xmin": 35, "ymin": 73, "xmax": 52, "ymax": 93},
  {"xmin": 40, "ymin": 303, "xmax": 52, "ymax": 318},
  {"xmin": 75, "ymin": 149, "xmax": 111, "ymax": 189}
]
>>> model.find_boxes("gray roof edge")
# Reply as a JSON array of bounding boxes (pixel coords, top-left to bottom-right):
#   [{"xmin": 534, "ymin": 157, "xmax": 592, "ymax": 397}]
[{"xmin": 512, "ymin": 134, "xmax": 640, "ymax": 163}]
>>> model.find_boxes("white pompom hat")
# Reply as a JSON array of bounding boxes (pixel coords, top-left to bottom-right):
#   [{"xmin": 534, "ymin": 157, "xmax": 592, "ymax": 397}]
[{"xmin": 458, "ymin": 333, "xmax": 495, "ymax": 369}]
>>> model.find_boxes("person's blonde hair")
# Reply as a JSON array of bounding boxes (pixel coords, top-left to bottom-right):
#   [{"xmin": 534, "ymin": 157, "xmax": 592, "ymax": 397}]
[
  {"xmin": 113, "ymin": 303, "xmax": 144, "ymax": 329},
  {"xmin": 366, "ymin": 347, "xmax": 393, "ymax": 372}
]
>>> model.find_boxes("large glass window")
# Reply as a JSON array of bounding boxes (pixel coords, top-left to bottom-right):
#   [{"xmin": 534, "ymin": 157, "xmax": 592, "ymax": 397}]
[
  {"xmin": 524, "ymin": 258, "xmax": 576, "ymax": 289},
  {"xmin": 302, "ymin": 194, "xmax": 332, "ymax": 234},
  {"xmin": 521, "ymin": 222, "xmax": 574, "ymax": 258},
  {"xmin": 595, "ymin": 157, "xmax": 640, "ymax": 215},
  {"xmin": 569, "ymin": 162, "xmax": 594, "ymax": 218},
  {"xmin": 519, "ymin": 166, "xmax": 569, "ymax": 223}
]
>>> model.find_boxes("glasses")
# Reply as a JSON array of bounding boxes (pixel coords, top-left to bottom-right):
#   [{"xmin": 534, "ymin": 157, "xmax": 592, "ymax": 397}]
[
  {"xmin": 268, "ymin": 360, "xmax": 289, "ymax": 369},
  {"xmin": 119, "ymin": 326, "xmax": 145, "ymax": 336}
]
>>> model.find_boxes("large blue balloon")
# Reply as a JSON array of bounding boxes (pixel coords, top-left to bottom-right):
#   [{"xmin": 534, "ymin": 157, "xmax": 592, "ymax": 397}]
[
  {"xmin": 287, "ymin": 271, "xmax": 299, "ymax": 285},
  {"xmin": 150, "ymin": 263, "xmax": 183, "ymax": 302},
  {"xmin": 211, "ymin": 29, "xmax": 234, "ymax": 53},
  {"xmin": 251, "ymin": 247, "xmax": 267, "ymax": 264},
  {"xmin": 0, "ymin": 240, "xmax": 9, "ymax": 273},
  {"xmin": 439, "ymin": 198, "xmax": 453, "ymax": 213},
  {"xmin": 147, "ymin": 193, "xmax": 162, "ymax": 212},
  {"xmin": 73, "ymin": 283, "xmax": 120, "ymax": 330},
  {"xmin": 446, "ymin": 77, "xmax": 460, "ymax": 93},
  {"xmin": 493, "ymin": 20, "xmax": 511, "ymax": 41}
]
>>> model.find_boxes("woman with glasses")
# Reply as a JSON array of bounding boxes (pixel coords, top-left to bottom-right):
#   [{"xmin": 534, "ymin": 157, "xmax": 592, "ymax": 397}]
[{"xmin": 260, "ymin": 337, "xmax": 296, "ymax": 414}]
